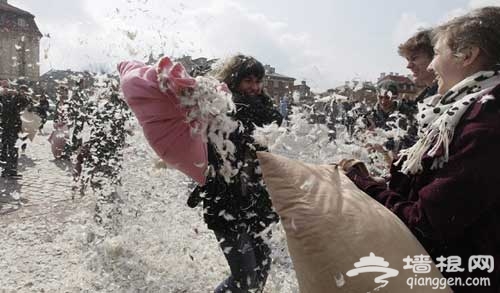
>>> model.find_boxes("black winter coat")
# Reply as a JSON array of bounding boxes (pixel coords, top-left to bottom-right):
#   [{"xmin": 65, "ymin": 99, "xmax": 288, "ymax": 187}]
[
  {"xmin": 190, "ymin": 93, "xmax": 283, "ymax": 234},
  {"xmin": 0, "ymin": 93, "xmax": 31, "ymax": 131}
]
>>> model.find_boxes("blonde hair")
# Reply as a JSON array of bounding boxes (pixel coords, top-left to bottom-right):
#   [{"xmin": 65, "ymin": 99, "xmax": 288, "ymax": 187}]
[{"xmin": 433, "ymin": 6, "xmax": 500, "ymax": 68}]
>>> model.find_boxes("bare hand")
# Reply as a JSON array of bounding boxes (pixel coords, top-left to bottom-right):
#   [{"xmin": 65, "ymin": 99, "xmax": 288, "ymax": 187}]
[{"xmin": 338, "ymin": 158, "xmax": 370, "ymax": 177}]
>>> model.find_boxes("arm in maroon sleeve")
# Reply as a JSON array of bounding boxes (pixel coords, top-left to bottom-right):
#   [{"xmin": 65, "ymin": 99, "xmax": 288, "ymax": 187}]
[
  {"xmin": 345, "ymin": 167, "xmax": 388, "ymax": 198},
  {"xmin": 357, "ymin": 122, "xmax": 500, "ymax": 243}
]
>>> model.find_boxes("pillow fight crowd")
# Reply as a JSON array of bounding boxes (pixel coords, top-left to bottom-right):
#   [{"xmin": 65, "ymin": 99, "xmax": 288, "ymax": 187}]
[
  {"xmin": 1, "ymin": 6, "xmax": 500, "ymax": 293},
  {"xmin": 0, "ymin": 77, "xmax": 132, "ymax": 223}
]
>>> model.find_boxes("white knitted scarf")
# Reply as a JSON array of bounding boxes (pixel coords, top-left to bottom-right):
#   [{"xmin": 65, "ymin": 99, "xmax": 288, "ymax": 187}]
[{"xmin": 397, "ymin": 69, "xmax": 500, "ymax": 175}]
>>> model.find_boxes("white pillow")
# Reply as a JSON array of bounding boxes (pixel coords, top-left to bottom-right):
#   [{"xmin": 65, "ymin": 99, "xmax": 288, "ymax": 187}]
[{"xmin": 257, "ymin": 152, "xmax": 451, "ymax": 293}]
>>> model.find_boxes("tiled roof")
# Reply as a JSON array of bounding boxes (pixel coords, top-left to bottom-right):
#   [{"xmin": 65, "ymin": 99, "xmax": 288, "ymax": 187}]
[
  {"xmin": 0, "ymin": 2, "xmax": 42, "ymax": 36},
  {"xmin": 266, "ymin": 72, "xmax": 295, "ymax": 80},
  {"xmin": 379, "ymin": 75, "xmax": 413, "ymax": 84}
]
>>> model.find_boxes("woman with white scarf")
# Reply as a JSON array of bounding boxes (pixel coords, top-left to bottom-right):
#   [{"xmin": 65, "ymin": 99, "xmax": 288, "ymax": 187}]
[{"xmin": 344, "ymin": 7, "xmax": 500, "ymax": 292}]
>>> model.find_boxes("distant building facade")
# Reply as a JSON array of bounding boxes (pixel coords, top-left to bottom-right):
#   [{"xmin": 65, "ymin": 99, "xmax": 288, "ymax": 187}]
[
  {"xmin": 175, "ymin": 55, "xmax": 217, "ymax": 76},
  {"xmin": 39, "ymin": 69, "xmax": 96, "ymax": 100},
  {"xmin": 294, "ymin": 80, "xmax": 313, "ymax": 104},
  {"xmin": 377, "ymin": 72, "xmax": 418, "ymax": 100},
  {"xmin": 335, "ymin": 80, "xmax": 378, "ymax": 105},
  {"xmin": 263, "ymin": 65, "xmax": 295, "ymax": 104},
  {"xmin": 0, "ymin": 0, "xmax": 42, "ymax": 80}
]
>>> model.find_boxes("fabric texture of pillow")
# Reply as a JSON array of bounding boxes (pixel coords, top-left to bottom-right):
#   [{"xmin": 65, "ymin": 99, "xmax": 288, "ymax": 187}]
[
  {"xmin": 118, "ymin": 59, "xmax": 208, "ymax": 185},
  {"xmin": 257, "ymin": 152, "xmax": 451, "ymax": 293}
]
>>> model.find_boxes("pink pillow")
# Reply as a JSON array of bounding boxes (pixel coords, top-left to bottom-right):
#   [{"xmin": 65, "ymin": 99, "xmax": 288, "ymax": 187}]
[{"xmin": 118, "ymin": 59, "xmax": 208, "ymax": 185}]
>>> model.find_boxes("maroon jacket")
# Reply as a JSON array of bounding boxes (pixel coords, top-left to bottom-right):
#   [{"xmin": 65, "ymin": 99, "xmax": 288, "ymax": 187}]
[{"xmin": 347, "ymin": 85, "xmax": 500, "ymax": 292}]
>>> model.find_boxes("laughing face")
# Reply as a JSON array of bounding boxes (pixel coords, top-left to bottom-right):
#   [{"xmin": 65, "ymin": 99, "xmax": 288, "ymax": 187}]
[
  {"xmin": 427, "ymin": 37, "xmax": 465, "ymax": 94},
  {"xmin": 236, "ymin": 75, "xmax": 263, "ymax": 97},
  {"xmin": 405, "ymin": 52, "xmax": 435, "ymax": 86}
]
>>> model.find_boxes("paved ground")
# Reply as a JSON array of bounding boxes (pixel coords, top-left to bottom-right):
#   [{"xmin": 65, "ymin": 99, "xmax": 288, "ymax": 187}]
[
  {"xmin": 0, "ymin": 130, "xmax": 97, "ymax": 292},
  {"xmin": 0, "ymin": 125, "xmax": 297, "ymax": 292},
  {"xmin": 0, "ymin": 131, "xmax": 89, "ymax": 223}
]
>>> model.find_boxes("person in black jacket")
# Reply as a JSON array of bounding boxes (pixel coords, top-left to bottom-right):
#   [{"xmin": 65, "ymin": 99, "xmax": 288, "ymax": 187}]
[
  {"xmin": 37, "ymin": 90, "xmax": 50, "ymax": 132},
  {"xmin": 0, "ymin": 82, "xmax": 32, "ymax": 178},
  {"xmin": 364, "ymin": 81, "xmax": 418, "ymax": 168},
  {"xmin": 188, "ymin": 55, "xmax": 282, "ymax": 293}
]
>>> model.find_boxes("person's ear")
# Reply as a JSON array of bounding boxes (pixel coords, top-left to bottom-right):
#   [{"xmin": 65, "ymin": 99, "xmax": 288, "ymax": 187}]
[{"xmin": 462, "ymin": 46, "xmax": 481, "ymax": 67}]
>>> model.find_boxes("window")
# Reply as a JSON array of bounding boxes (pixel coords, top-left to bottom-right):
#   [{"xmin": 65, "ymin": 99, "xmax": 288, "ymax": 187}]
[{"xmin": 17, "ymin": 18, "xmax": 26, "ymax": 27}]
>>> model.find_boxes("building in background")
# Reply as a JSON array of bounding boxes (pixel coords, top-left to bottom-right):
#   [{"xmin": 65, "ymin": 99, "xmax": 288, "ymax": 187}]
[
  {"xmin": 175, "ymin": 55, "xmax": 217, "ymax": 76},
  {"xmin": 263, "ymin": 64, "xmax": 295, "ymax": 105},
  {"xmin": 39, "ymin": 69, "xmax": 96, "ymax": 99},
  {"xmin": 377, "ymin": 72, "xmax": 418, "ymax": 100},
  {"xmin": 334, "ymin": 80, "xmax": 377, "ymax": 105},
  {"xmin": 0, "ymin": 0, "xmax": 42, "ymax": 80},
  {"xmin": 294, "ymin": 80, "xmax": 313, "ymax": 105}
]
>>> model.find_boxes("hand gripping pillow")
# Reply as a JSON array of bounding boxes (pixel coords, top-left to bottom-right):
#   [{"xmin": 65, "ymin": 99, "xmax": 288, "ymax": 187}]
[{"xmin": 257, "ymin": 152, "xmax": 451, "ymax": 293}]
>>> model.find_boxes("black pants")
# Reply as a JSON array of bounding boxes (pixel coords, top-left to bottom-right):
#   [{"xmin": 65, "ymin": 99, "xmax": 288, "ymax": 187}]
[
  {"xmin": 213, "ymin": 229, "xmax": 272, "ymax": 293},
  {"xmin": 39, "ymin": 113, "xmax": 47, "ymax": 130},
  {"xmin": 0, "ymin": 130, "xmax": 19, "ymax": 175},
  {"xmin": 71, "ymin": 121, "xmax": 84, "ymax": 153}
]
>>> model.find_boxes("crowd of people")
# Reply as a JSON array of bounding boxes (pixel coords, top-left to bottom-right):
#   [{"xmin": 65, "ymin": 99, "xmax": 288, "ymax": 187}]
[
  {"xmin": 0, "ymin": 81, "xmax": 42, "ymax": 178},
  {"xmin": 181, "ymin": 7, "xmax": 499, "ymax": 293},
  {"xmin": 305, "ymin": 29, "xmax": 441, "ymax": 174},
  {"xmin": 0, "ymin": 77, "xmax": 132, "ymax": 228},
  {"xmin": 1, "ymin": 5, "xmax": 499, "ymax": 293}
]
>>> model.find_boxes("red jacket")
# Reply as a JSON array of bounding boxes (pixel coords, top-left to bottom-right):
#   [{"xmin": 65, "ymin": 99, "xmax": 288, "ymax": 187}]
[{"xmin": 347, "ymin": 84, "xmax": 500, "ymax": 292}]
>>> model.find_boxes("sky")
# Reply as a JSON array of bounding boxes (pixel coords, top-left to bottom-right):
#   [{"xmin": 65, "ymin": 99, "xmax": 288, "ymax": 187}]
[{"xmin": 8, "ymin": 0, "xmax": 500, "ymax": 91}]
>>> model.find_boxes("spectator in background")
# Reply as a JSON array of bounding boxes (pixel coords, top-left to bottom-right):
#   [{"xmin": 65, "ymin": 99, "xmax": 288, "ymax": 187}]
[
  {"xmin": 0, "ymin": 82, "xmax": 32, "ymax": 178},
  {"xmin": 279, "ymin": 95, "xmax": 289, "ymax": 120},
  {"xmin": 364, "ymin": 81, "xmax": 418, "ymax": 165},
  {"xmin": 37, "ymin": 90, "xmax": 50, "ymax": 133}
]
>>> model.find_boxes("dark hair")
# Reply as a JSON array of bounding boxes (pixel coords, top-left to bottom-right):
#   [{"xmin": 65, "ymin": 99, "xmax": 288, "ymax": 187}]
[
  {"xmin": 215, "ymin": 54, "xmax": 265, "ymax": 92},
  {"xmin": 377, "ymin": 80, "xmax": 399, "ymax": 97},
  {"xmin": 398, "ymin": 29, "xmax": 434, "ymax": 59}
]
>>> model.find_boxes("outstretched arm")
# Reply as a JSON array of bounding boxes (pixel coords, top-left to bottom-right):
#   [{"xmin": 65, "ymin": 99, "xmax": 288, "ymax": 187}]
[{"xmin": 347, "ymin": 124, "xmax": 500, "ymax": 243}]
